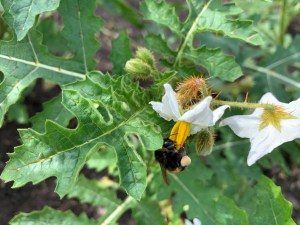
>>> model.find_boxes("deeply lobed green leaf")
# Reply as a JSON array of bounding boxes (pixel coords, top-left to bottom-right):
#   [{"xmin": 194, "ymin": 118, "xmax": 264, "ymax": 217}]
[{"xmin": 1, "ymin": 72, "xmax": 162, "ymax": 200}]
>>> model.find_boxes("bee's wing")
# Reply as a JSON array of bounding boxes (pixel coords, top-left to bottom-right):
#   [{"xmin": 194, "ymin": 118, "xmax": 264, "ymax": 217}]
[{"xmin": 159, "ymin": 164, "xmax": 169, "ymax": 185}]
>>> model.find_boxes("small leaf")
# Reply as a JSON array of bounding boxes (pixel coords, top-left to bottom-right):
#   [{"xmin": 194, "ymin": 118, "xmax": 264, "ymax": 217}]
[
  {"xmin": 183, "ymin": 46, "xmax": 243, "ymax": 81},
  {"xmin": 110, "ymin": 31, "xmax": 132, "ymax": 74},
  {"xmin": 10, "ymin": 207, "xmax": 98, "ymax": 225},
  {"xmin": 1, "ymin": 0, "xmax": 61, "ymax": 41},
  {"xmin": 140, "ymin": 0, "xmax": 182, "ymax": 36}
]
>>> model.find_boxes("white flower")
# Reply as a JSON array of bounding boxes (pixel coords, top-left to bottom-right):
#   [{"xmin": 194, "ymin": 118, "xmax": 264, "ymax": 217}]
[
  {"xmin": 220, "ymin": 92, "xmax": 300, "ymax": 166},
  {"xmin": 150, "ymin": 84, "xmax": 228, "ymax": 148},
  {"xmin": 185, "ymin": 218, "xmax": 202, "ymax": 225}
]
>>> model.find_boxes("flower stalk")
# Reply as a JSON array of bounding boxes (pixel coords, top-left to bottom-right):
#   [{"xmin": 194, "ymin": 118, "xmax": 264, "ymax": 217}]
[{"xmin": 212, "ymin": 99, "xmax": 276, "ymax": 111}]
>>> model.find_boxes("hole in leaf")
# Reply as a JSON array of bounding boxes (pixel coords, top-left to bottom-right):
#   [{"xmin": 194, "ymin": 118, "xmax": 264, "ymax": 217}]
[
  {"xmin": 0, "ymin": 71, "xmax": 4, "ymax": 84},
  {"xmin": 98, "ymin": 107, "xmax": 112, "ymax": 124},
  {"xmin": 67, "ymin": 117, "xmax": 78, "ymax": 129}
]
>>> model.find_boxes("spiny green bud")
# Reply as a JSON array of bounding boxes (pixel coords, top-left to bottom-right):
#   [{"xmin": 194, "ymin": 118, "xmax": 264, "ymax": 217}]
[
  {"xmin": 195, "ymin": 127, "xmax": 215, "ymax": 156},
  {"xmin": 136, "ymin": 47, "xmax": 155, "ymax": 69},
  {"xmin": 125, "ymin": 58, "xmax": 152, "ymax": 80}
]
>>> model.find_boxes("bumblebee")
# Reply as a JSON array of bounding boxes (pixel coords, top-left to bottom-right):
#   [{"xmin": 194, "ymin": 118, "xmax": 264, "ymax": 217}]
[{"xmin": 155, "ymin": 138, "xmax": 191, "ymax": 184}]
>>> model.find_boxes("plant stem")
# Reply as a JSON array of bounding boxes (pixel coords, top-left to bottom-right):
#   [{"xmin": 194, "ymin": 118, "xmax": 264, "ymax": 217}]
[
  {"xmin": 212, "ymin": 99, "xmax": 275, "ymax": 110},
  {"xmin": 244, "ymin": 63, "xmax": 300, "ymax": 89},
  {"xmin": 101, "ymin": 196, "xmax": 136, "ymax": 225},
  {"xmin": 279, "ymin": 0, "xmax": 287, "ymax": 45},
  {"xmin": 173, "ymin": 0, "xmax": 212, "ymax": 67}
]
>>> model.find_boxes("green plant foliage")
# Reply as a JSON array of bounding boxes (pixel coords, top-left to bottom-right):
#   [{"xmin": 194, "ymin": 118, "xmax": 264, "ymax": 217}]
[
  {"xmin": 0, "ymin": 0, "xmax": 104, "ymax": 128},
  {"xmin": 132, "ymin": 199, "xmax": 166, "ymax": 225},
  {"xmin": 30, "ymin": 95, "xmax": 73, "ymax": 133},
  {"xmin": 1, "ymin": 72, "xmax": 162, "ymax": 200},
  {"xmin": 58, "ymin": 0, "xmax": 103, "ymax": 72},
  {"xmin": 10, "ymin": 207, "xmax": 98, "ymax": 225},
  {"xmin": 0, "ymin": 0, "xmax": 61, "ymax": 41},
  {"xmin": 1, "ymin": 0, "xmax": 299, "ymax": 224},
  {"xmin": 0, "ymin": 31, "xmax": 84, "ymax": 127},
  {"xmin": 110, "ymin": 31, "xmax": 132, "ymax": 74},
  {"xmin": 246, "ymin": 176, "xmax": 296, "ymax": 225},
  {"xmin": 68, "ymin": 175, "xmax": 121, "ymax": 222},
  {"xmin": 141, "ymin": 0, "xmax": 261, "ymax": 81}
]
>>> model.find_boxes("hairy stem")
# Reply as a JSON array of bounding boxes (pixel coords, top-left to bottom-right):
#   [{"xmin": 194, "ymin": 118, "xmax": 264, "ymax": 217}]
[{"xmin": 212, "ymin": 99, "xmax": 275, "ymax": 110}]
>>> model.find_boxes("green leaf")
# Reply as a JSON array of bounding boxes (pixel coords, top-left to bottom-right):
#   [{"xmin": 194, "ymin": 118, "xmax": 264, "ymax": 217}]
[
  {"xmin": 246, "ymin": 176, "xmax": 296, "ymax": 225},
  {"xmin": 153, "ymin": 154, "xmax": 249, "ymax": 225},
  {"xmin": 58, "ymin": 0, "xmax": 103, "ymax": 72},
  {"xmin": 97, "ymin": 0, "xmax": 143, "ymax": 27},
  {"xmin": 0, "ymin": 31, "xmax": 85, "ymax": 127},
  {"xmin": 144, "ymin": 34, "xmax": 176, "ymax": 58},
  {"xmin": 110, "ymin": 31, "xmax": 132, "ymax": 74},
  {"xmin": 1, "ymin": 0, "xmax": 60, "ymax": 41},
  {"xmin": 86, "ymin": 145, "xmax": 117, "ymax": 172},
  {"xmin": 132, "ymin": 199, "xmax": 166, "ymax": 225},
  {"xmin": 1, "ymin": 72, "xmax": 162, "ymax": 200},
  {"xmin": 195, "ymin": 3, "xmax": 263, "ymax": 46},
  {"xmin": 183, "ymin": 46, "xmax": 243, "ymax": 81},
  {"xmin": 10, "ymin": 207, "xmax": 98, "ymax": 225},
  {"xmin": 30, "ymin": 95, "xmax": 73, "ymax": 133},
  {"xmin": 68, "ymin": 175, "xmax": 121, "ymax": 222},
  {"xmin": 140, "ymin": 0, "xmax": 182, "ymax": 36}
]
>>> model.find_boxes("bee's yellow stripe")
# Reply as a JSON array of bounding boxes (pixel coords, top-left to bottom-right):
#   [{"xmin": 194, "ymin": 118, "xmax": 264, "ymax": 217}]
[{"xmin": 169, "ymin": 121, "xmax": 191, "ymax": 150}]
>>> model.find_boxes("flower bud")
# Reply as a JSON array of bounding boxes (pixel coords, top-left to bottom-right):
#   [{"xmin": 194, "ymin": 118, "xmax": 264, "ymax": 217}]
[
  {"xmin": 125, "ymin": 58, "xmax": 152, "ymax": 80},
  {"xmin": 194, "ymin": 127, "xmax": 215, "ymax": 156},
  {"xmin": 176, "ymin": 76, "xmax": 210, "ymax": 109},
  {"xmin": 136, "ymin": 47, "xmax": 155, "ymax": 69}
]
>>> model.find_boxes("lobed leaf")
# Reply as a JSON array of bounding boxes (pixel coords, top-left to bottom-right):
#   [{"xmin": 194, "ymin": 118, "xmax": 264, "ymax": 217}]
[
  {"xmin": 10, "ymin": 207, "xmax": 98, "ymax": 225},
  {"xmin": 1, "ymin": 72, "xmax": 162, "ymax": 200},
  {"xmin": 183, "ymin": 46, "xmax": 243, "ymax": 81},
  {"xmin": 1, "ymin": 0, "xmax": 60, "ymax": 41},
  {"xmin": 58, "ymin": 0, "xmax": 103, "ymax": 72},
  {"xmin": 195, "ymin": 3, "xmax": 263, "ymax": 46},
  {"xmin": 0, "ymin": 31, "xmax": 84, "ymax": 127}
]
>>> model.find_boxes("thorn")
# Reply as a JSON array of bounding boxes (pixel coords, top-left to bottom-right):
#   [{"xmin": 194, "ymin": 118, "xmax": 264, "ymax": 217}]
[{"xmin": 244, "ymin": 92, "xmax": 249, "ymax": 103}]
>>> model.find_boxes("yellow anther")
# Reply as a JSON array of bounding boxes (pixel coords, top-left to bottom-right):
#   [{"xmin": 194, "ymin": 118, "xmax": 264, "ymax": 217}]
[
  {"xmin": 169, "ymin": 121, "xmax": 191, "ymax": 150},
  {"xmin": 260, "ymin": 106, "xmax": 298, "ymax": 131}
]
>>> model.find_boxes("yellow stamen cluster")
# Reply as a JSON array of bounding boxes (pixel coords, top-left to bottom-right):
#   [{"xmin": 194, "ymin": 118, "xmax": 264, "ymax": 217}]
[
  {"xmin": 176, "ymin": 76, "xmax": 209, "ymax": 109},
  {"xmin": 169, "ymin": 121, "xmax": 191, "ymax": 150},
  {"xmin": 260, "ymin": 105, "xmax": 298, "ymax": 131}
]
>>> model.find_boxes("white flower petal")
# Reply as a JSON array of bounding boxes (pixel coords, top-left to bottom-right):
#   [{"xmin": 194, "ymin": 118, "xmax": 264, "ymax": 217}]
[
  {"xmin": 193, "ymin": 218, "xmax": 202, "ymax": 225},
  {"xmin": 247, "ymin": 126, "xmax": 282, "ymax": 166},
  {"xmin": 184, "ymin": 219, "xmax": 193, "ymax": 225},
  {"xmin": 149, "ymin": 84, "xmax": 181, "ymax": 121},
  {"xmin": 213, "ymin": 105, "xmax": 229, "ymax": 124},
  {"xmin": 287, "ymin": 97, "xmax": 300, "ymax": 117},
  {"xmin": 259, "ymin": 92, "xmax": 282, "ymax": 105},
  {"xmin": 179, "ymin": 96, "xmax": 214, "ymax": 135},
  {"xmin": 220, "ymin": 114, "xmax": 261, "ymax": 138}
]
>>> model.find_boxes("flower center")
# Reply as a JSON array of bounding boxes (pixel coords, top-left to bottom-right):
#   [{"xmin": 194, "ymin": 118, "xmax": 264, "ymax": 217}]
[
  {"xmin": 169, "ymin": 121, "xmax": 191, "ymax": 150},
  {"xmin": 259, "ymin": 105, "xmax": 298, "ymax": 131}
]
